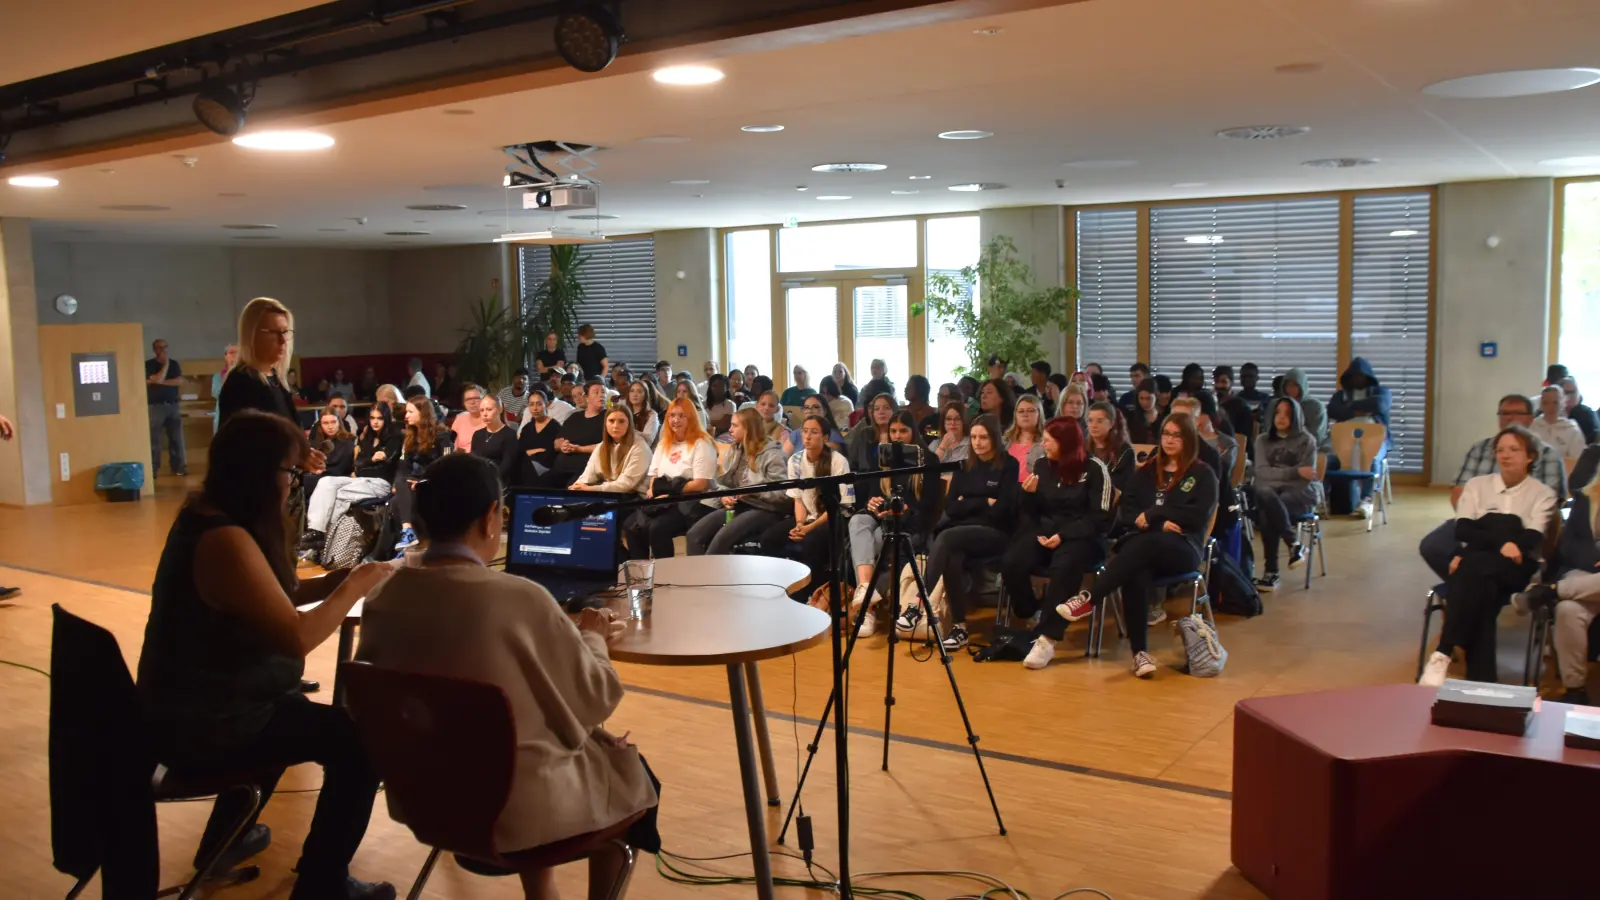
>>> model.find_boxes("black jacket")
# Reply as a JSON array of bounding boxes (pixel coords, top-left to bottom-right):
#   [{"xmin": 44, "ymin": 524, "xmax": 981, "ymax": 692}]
[
  {"xmin": 1023, "ymin": 456, "xmax": 1114, "ymax": 545},
  {"xmin": 1094, "ymin": 445, "xmax": 1137, "ymax": 494},
  {"xmin": 217, "ymin": 367, "xmax": 297, "ymax": 428},
  {"xmin": 354, "ymin": 428, "xmax": 402, "ymax": 481},
  {"xmin": 320, "ymin": 437, "xmax": 355, "ymax": 477},
  {"xmin": 1570, "ymin": 403, "xmax": 1600, "ymax": 446},
  {"xmin": 397, "ymin": 430, "xmax": 453, "ymax": 481},
  {"xmin": 1197, "ymin": 438, "xmax": 1240, "ymax": 529},
  {"xmin": 1117, "ymin": 461, "xmax": 1219, "ymax": 555},
  {"xmin": 938, "ymin": 454, "xmax": 1020, "ymax": 531},
  {"xmin": 1558, "ymin": 493, "xmax": 1600, "ymax": 577},
  {"xmin": 1456, "ymin": 511, "xmax": 1543, "ymax": 559},
  {"xmin": 1572, "ymin": 445, "xmax": 1600, "ymax": 495}
]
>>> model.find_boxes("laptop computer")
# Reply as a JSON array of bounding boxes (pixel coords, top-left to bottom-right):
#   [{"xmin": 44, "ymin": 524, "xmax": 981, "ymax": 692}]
[{"xmin": 504, "ymin": 487, "xmax": 625, "ymax": 604}]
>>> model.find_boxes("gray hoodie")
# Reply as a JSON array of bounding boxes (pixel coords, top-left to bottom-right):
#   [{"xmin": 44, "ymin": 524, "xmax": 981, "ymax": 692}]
[
  {"xmin": 1253, "ymin": 395, "xmax": 1318, "ymax": 507},
  {"xmin": 1282, "ymin": 367, "xmax": 1329, "ymax": 452},
  {"xmin": 703, "ymin": 439, "xmax": 789, "ymax": 513}
]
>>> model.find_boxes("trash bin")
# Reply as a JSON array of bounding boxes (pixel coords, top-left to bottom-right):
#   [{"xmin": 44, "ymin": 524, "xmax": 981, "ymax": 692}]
[{"xmin": 95, "ymin": 462, "xmax": 145, "ymax": 502}]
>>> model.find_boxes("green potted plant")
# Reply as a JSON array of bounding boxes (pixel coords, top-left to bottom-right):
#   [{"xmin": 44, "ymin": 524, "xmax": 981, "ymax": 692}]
[
  {"xmin": 525, "ymin": 243, "xmax": 589, "ymax": 354},
  {"xmin": 913, "ymin": 235, "xmax": 1078, "ymax": 377}
]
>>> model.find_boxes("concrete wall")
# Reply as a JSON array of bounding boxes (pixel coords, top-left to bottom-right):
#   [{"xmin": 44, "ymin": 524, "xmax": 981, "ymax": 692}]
[
  {"xmin": 1431, "ymin": 179, "xmax": 1554, "ymax": 483},
  {"xmin": 979, "ymin": 206, "xmax": 1068, "ymax": 373},
  {"xmin": 0, "ymin": 220, "xmax": 52, "ymax": 505},
  {"xmin": 384, "ymin": 244, "xmax": 508, "ymax": 353},
  {"xmin": 652, "ymin": 229, "xmax": 720, "ymax": 371}
]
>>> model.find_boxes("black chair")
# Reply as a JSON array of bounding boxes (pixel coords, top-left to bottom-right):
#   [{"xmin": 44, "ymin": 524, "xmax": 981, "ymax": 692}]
[
  {"xmin": 49, "ymin": 604, "xmax": 274, "ymax": 900},
  {"xmin": 1417, "ymin": 584, "xmax": 1447, "ymax": 681}
]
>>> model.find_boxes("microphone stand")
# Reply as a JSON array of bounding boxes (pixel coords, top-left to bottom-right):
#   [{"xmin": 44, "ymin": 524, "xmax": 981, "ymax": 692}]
[{"xmin": 535, "ymin": 460, "xmax": 945, "ymax": 900}]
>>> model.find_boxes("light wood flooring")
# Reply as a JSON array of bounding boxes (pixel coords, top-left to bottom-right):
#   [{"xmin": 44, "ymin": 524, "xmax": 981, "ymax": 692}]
[{"xmin": 0, "ymin": 481, "xmax": 1532, "ymax": 899}]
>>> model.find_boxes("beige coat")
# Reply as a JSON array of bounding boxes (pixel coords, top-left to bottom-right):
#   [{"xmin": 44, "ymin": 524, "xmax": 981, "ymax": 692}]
[{"xmin": 355, "ymin": 564, "xmax": 658, "ymax": 852}]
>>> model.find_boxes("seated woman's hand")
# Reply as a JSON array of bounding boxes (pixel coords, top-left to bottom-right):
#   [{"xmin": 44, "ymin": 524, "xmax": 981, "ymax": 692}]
[
  {"xmin": 867, "ymin": 496, "xmax": 884, "ymax": 513},
  {"xmin": 577, "ymin": 607, "xmax": 621, "ymax": 640},
  {"xmin": 572, "ymin": 482, "xmax": 589, "ymax": 491},
  {"xmin": 1449, "ymin": 556, "xmax": 1461, "ymax": 575},
  {"xmin": 371, "ymin": 450, "xmax": 387, "ymax": 461},
  {"xmin": 1162, "ymin": 520, "xmax": 1183, "ymax": 534},
  {"xmin": 721, "ymin": 496, "xmax": 738, "ymax": 509},
  {"xmin": 1135, "ymin": 512, "xmax": 1149, "ymax": 530},
  {"xmin": 1500, "ymin": 542, "xmax": 1523, "ymax": 564},
  {"xmin": 1297, "ymin": 466, "xmax": 1316, "ymax": 481},
  {"xmin": 1022, "ymin": 474, "xmax": 1039, "ymax": 493},
  {"xmin": 305, "ymin": 447, "xmax": 328, "ymax": 474},
  {"xmin": 346, "ymin": 562, "xmax": 394, "ymax": 597},
  {"xmin": 1038, "ymin": 534, "xmax": 1062, "ymax": 549},
  {"xmin": 788, "ymin": 524, "xmax": 807, "ymax": 542}
]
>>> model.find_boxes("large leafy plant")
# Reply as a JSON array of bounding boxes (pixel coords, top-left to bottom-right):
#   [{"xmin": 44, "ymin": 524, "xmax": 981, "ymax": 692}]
[
  {"xmin": 526, "ymin": 243, "xmax": 589, "ymax": 353},
  {"xmin": 454, "ymin": 294, "xmax": 519, "ymax": 391},
  {"xmin": 913, "ymin": 235, "xmax": 1078, "ymax": 378}
]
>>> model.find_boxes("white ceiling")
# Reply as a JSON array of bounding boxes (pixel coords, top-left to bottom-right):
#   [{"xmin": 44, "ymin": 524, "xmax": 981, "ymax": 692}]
[{"xmin": 6, "ymin": 0, "xmax": 1600, "ymax": 247}]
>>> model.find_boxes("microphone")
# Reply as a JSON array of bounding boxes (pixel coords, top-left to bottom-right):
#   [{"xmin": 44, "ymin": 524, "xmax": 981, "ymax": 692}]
[
  {"xmin": 531, "ymin": 501, "xmax": 606, "ymax": 525},
  {"xmin": 319, "ymin": 439, "xmax": 334, "ymax": 455}
]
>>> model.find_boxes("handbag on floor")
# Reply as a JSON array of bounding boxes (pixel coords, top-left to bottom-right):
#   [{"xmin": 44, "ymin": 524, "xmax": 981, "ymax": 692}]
[{"xmin": 1175, "ymin": 613, "xmax": 1228, "ymax": 677}]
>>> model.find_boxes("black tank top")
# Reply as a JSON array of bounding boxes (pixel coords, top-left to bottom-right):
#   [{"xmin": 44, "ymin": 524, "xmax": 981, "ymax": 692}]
[{"xmin": 137, "ymin": 508, "xmax": 304, "ymax": 762}]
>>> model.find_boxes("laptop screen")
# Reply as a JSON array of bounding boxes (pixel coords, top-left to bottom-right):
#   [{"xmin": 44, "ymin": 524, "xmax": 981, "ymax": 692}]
[{"xmin": 507, "ymin": 490, "xmax": 620, "ymax": 575}]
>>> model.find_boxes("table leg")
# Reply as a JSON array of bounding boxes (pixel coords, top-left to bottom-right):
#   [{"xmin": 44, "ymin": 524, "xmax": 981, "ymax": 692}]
[
  {"xmin": 331, "ymin": 619, "xmax": 356, "ymax": 706},
  {"xmin": 726, "ymin": 664, "xmax": 775, "ymax": 900},
  {"xmin": 744, "ymin": 661, "xmax": 781, "ymax": 806}
]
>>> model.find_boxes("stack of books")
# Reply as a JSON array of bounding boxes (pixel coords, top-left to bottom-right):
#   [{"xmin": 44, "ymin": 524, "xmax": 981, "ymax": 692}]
[
  {"xmin": 1430, "ymin": 679, "xmax": 1537, "ymax": 737},
  {"xmin": 1564, "ymin": 709, "xmax": 1600, "ymax": 751}
]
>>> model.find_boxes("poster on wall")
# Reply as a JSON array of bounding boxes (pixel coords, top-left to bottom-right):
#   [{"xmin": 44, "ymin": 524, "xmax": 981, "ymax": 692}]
[{"xmin": 71, "ymin": 352, "xmax": 120, "ymax": 417}]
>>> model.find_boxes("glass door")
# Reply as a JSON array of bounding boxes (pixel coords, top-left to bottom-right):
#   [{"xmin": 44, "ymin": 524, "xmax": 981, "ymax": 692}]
[
  {"xmin": 849, "ymin": 280, "xmax": 909, "ymax": 390},
  {"xmin": 783, "ymin": 284, "xmax": 840, "ymax": 391}
]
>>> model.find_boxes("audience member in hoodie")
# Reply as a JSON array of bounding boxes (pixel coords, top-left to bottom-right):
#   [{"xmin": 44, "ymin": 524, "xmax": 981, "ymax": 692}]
[
  {"xmin": 1251, "ymin": 397, "xmax": 1319, "ymax": 592},
  {"xmin": 684, "ymin": 408, "xmax": 789, "ymax": 556},
  {"xmin": 1326, "ymin": 357, "xmax": 1393, "ymax": 519},
  {"xmin": 1280, "ymin": 367, "xmax": 1329, "ymax": 452}
]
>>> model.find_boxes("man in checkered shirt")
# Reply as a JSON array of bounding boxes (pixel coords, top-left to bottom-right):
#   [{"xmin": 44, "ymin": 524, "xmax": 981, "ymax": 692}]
[{"xmin": 1418, "ymin": 392, "xmax": 1568, "ymax": 582}]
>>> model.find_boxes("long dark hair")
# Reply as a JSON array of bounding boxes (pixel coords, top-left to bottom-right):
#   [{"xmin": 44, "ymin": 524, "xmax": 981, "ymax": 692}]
[
  {"xmin": 979, "ymin": 377, "xmax": 1015, "ymax": 427},
  {"xmin": 1149, "ymin": 410, "xmax": 1199, "ymax": 491},
  {"xmin": 362, "ymin": 402, "xmax": 394, "ymax": 445},
  {"xmin": 195, "ymin": 410, "xmax": 307, "ymax": 592},
  {"xmin": 1087, "ymin": 400, "xmax": 1131, "ymax": 465},
  {"xmin": 884, "ymin": 410, "xmax": 924, "ymax": 499},
  {"xmin": 1045, "ymin": 416, "xmax": 1087, "ymax": 484},
  {"xmin": 800, "ymin": 414, "xmax": 836, "ymax": 476},
  {"xmin": 965, "ymin": 414, "xmax": 1005, "ymax": 472}
]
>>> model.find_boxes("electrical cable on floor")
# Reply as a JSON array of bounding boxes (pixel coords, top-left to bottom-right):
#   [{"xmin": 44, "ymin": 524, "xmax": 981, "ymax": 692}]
[
  {"xmin": 653, "ymin": 849, "xmax": 1113, "ymax": 900},
  {"xmin": 0, "ymin": 659, "xmax": 50, "ymax": 678}
]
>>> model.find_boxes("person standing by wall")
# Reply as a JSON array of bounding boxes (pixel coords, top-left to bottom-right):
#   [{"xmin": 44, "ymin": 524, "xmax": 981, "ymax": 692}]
[
  {"xmin": 575, "ymin": 324, "xmax": 609, "ymax": 381},
  {"xmin": 147, "ymin": 338, "xmax": 187, "ymax": 477},
  {"xmin": 210, "ymin": 344, "xmax": 238, "ymax": 434},
  {"xmin": 405, "ymin": 358, "xmax": 431, "ymax": 398}
]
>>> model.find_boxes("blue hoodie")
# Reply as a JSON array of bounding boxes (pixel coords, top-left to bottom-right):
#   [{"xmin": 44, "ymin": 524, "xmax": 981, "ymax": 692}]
[{"xmin": 1326, "ymin": 357, "xmax": 1391, "ymax": 431}]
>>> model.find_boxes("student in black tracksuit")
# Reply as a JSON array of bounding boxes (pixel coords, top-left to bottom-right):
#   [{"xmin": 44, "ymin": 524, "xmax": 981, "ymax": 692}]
[
  {"xmin": 903, "ymin": 414, "xmax": 1018, "ymax": 651},
  {"xmin": 1054, "ymin": 411, "xmax": 1218, "ymax": 679},
  {"xmin": 1007, "ymin": 417, "xmax": 1115, "ymax": 670}
]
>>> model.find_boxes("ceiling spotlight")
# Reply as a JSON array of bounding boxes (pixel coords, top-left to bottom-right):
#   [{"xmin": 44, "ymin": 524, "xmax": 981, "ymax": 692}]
[
  {"xmin": 909, "ymin": 175, "xmax": 932, "ymax": 180},
  {"xmin": 938, "ymin": 130, "xmax": 993, "ymax": 140},
  {"xmin": 1389, "ymin": 229, "xmax": 1420, "ymax": 237},
  {"xmin": 948, "ymin": 182, "xmax": 1006, "ymax": 192},
  {"xmin": 1301, "ymin": 157, "xmax": 1377, "ymax": 168},
  {"xmin": 816, "ymin": 195, "xmax": 852, "ymax": 201},
  {"xmin": 1216, "ymin": 125, "xmax": 1310, "ymax": 140},
  {"xmin": 193, "ymin": 82, "xmax": 250, "ymax": 136},
  {"xmin": 233, "ymin": 131, "xmax": 335, "ymax": 151},
  {"xmin": 811, "ymin": 163, "xmax": 887, "ymax": 173},
  {"xmin": 8, "ymin": 174, "xmax": 59, "ymax": 188},
  {"xmin": 741, "ymin": 125, "xmax": 785, "ymax": 133},
  {"xmin": 554, "ymin": 4, "xmax": 623, "ymax": 74},
  {"xmin": 653, "ymin": 65, "xmax": 724, "ymax": 86}
]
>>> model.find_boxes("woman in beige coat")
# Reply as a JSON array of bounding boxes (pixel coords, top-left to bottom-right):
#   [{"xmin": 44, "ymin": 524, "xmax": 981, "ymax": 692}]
[{"xmin": 357, "ymin": 453, "xmax": 659, "ymax": 899}]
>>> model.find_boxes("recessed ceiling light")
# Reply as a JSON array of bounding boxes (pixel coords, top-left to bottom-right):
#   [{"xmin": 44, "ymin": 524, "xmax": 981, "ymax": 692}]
[
  {"xmin": 221, "ymin": 223, "xmax": 278, "ymax": 230},
  {"xmin": 652, "ymin": 65, "xmax": 724, "ymax": 86},
  {"xmin": 949, "ymin": 182, "xmax": 1006, "ymax": 192},
  {"xmin": 741, "ymin": 125, "xmax": 785, "ymax": 133},
  {"xmin": 670, "ymin": 179, "xmax": 710, "ymax": 185},
  {"xmin": 232, "ymin": 130, "xmax": 335, "ymax": 151},
  {"xmin": 909, "ymin": 175, "xmax": 932, "ymax": 180},
  {"xmin": 100, "ymin": 204, "xmax": 171, "ymax": 211},
  {"xmin": 638, "ymin": 135, "xmax": 691, "ymax": 144},
  {"xmin": 406, "ymin": 203, "xmax": 468, "ymax": 211},
  {"xmin": 1172, "ymin": 182, "xmax": 1208, "ymax": 188},
  {"xmin": 811, "ymin": 163, "xmax": 887, "ymax": 173},
  {"xmin": 1217, "ymin": 125, "xmax": 1311, "ymax": 140},
  {"xmin": 568, "ymin": 214, "xmax": 621, "ymax": 220},
  {"xmin": 891, "ymin": 189, "xmax": 920, "ymax": 195},
  {"xmin": 1389, "ymin": 229, "xmax": 1420, "ymax": 237},
  {"xmin": 1184, "ymin": 235, "xmax": 1224, "ymax": 245},
  {"xmin": 1302, "ymin": 157, "xmax": 1377, "ymax": 168},
  {"xmin": 442, "ymin": 108, "xmax": 475, "ymax": 116},
  {"xmin": 1062, "ymin": 159, "xmax": 1137, "ymax": 169},
  {"xmin": 972, "ymin": 27, "xmax": 1004, "ymax": 36},
  {"xmin": 1539, "ymin": 155, "xmax": 1600, "ymax": 167},
  {"xmin": 816, "ymin": 195, "xmax": 852, "ymax": 201},
  {"xmin": 385, "ymin": 231, "xmax": 430, "ymax": 236},
  {"xmin": 318, "ymin": 228, "xmax": 348, "ymax": 232},
  {"xmin": 1423, "ymin": 67, "xmax": 1600, "ymax": 99},
  {"xmin": 1274, "ymin": 62, "xmax": 1324, "ymax": 75},
  {"xmin": 938, "ymin": 130, "xmax": 993, "ymax": 140},
  {"xmin": 7, "ymin": 175, "xmax": 59, "ymax": 188}
]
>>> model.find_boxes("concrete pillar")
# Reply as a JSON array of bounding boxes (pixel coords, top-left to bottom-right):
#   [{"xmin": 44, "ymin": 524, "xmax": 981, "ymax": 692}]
[
  {"xmin": 653, "ymin": 228, "xmax": 720, "ymax": 369},
  {"xmin": 0, "ymin": 219, "xmax": 51, "ymax": 505}
]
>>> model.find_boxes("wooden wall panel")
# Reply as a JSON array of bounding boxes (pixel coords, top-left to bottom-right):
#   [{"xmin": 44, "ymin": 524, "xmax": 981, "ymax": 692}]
[{"xmin": 38, "ymin": 323, "xmax": 153, "ymax": 505}]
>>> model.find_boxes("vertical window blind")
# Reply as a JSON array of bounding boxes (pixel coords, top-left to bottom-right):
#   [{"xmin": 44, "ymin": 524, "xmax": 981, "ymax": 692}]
[
  {"xmin": 1148, "ymin": 198, "xmax": 1340, "ymax": 400},
  {"xmin": 1074, "ymin": 208, "xmax": 1139, "ymax": 381},
  {"xmin": 520, "ymin": 238, "xmax": 658, "ymax": 373},
  {"xmin": 1352, "ymin": 193, "xmax": 1431, "ymax": 474}
]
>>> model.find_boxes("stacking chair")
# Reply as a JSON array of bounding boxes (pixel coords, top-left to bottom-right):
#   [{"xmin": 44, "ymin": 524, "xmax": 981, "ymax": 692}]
[
  {"xmin": 783, "ymin": 405, "xmax": 807, "ymax": 429},
  {"xmin": 1328, "ymin": 422, "xmax": 1389, "ymax": 531},
  {"xmin": 1089, "ymin": 508, "xmax": 1221, "ymax": 658},
  {"xmin": 49, "ymin": 605, "xmax": 272, "ymax": 900},
  {"xmin": 1290, "ymin": 453, "xmax": 1331, "ymax": 590},
  {"xmin": 340, "ymin": 661, "xmax": 642, "ymax": 900}
]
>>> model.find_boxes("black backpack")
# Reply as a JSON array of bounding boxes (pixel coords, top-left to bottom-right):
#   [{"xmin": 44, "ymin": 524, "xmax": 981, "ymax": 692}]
[
  {"xmin": 969, "ymin": 627, "xmax": 1034, "ymax": 662},
  {"xmin": 1209, "ymin": 551, "xmax": 1263, "ymax": 618}
]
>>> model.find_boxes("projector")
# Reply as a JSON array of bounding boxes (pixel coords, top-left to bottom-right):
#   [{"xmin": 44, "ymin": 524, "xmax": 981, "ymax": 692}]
[{"xmin": 523, "ymin": 184, "xmax": 597, "ymax": 211}]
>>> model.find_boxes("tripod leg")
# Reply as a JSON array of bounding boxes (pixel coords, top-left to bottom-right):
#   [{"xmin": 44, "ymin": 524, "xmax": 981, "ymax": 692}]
[
  {"xmin": 902, "ymin": 550, "xmax": 1008, "ymax": 836},
  {"xmin": 881, "ymin": 531, "xmax": 904, "ymax": 770}
]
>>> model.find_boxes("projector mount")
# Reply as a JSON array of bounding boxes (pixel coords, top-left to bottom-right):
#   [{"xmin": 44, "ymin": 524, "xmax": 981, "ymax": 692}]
[{"xmin": 502, "ymin": 140, "xmax": 600, "ymax": 189}]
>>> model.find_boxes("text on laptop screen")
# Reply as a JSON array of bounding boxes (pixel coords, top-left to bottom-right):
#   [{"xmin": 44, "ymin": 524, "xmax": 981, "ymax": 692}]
[{"xmin": 509, "ymin": 493, "xmax": 617, "ymax": 573}]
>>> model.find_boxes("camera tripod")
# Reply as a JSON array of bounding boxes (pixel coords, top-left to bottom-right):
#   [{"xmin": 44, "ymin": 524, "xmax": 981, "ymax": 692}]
[{"xmin": 777, "ymin": 499, "xmax": 1006, "ymax": 845}]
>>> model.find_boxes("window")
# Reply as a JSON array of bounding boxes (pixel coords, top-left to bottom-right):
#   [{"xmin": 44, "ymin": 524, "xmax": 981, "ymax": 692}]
[
  {"xmin": 1149, "ymin": 197, "xmax": 1340, "ymax": 404},
  {"xmin": 725, "ymin": 229, "xmax": 773, "ymax": 377},
  {"xmin": 785, "ymin": 285, "xmax": 839, "ymax": 392},
  {"xmin": 925, "ymin": 216, "xmax": 979, "ymax": 386},
  {"xmin": 520, "ymin": 238, "xmax": 657, "ymax": 373},
  {"xmin": 1559, "ymin": 180, "xmax": 1600, "ymax": 400},
  {"xmin": 852, "ymin": 283, "xmax": 909, "ymax": 388},
  {"xmin": 778, "ymin": 219, "xmax": 917, "ymax": 272},
  {"xmin": 1075, "ymin": 208, "xmax": 1139, "ymax": 386},
  {"xmin": 1352, "ymin": 193, "xmax": 1432, "ymax": 474}
]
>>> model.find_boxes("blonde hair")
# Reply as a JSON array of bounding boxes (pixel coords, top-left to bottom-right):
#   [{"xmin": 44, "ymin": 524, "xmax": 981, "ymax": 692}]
[
  {"xmin": 1005, "ymin": 395, "xmax": 1044, "ymax": 445},
  {"xmin": 734, "ymin": 407, "xmax": 768, "ymax": 470},
  {"xmin": 597, "ymin": 408, "xmax": 639, "ymax": 482},
  {"xmin": 236, "ymin": 297, "xmax": 294, "ymax": 383},
  {"xmin": 376, "ymin": 384, "xmax": 401, "ymax": 408}
]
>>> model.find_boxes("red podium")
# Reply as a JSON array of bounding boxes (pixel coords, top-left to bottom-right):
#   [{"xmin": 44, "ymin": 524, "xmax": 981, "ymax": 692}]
[{"xmin": 1232, "ymin": 684, "xmax": 1600, "ymax": 900}]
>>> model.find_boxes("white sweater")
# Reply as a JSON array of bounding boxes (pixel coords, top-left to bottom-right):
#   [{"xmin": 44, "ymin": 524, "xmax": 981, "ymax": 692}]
[
  {"xmin": 1530, "ymin": 416, "xmax": 1587, "ymax": 461},
  {"xmin": 576, "ymin": 440, "xmax": 650, "ymax": 494}
]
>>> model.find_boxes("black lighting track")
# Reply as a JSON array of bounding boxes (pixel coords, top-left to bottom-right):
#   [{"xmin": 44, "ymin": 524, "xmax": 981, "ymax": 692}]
[{"xmin": 0, "ymin": 0, "xmax": 609, "ymax": 133}]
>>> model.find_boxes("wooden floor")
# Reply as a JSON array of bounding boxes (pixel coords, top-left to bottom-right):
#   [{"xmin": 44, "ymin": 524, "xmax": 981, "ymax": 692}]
[{"xmin": 0, "ymin": 481, "xmax": 1532, "ymax": 899}]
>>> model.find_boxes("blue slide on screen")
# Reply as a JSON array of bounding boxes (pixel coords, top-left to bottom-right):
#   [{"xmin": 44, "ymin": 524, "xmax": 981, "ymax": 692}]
[{"xmin": 509, "ymin": 492, "xmax": 617, "ymax": 573}]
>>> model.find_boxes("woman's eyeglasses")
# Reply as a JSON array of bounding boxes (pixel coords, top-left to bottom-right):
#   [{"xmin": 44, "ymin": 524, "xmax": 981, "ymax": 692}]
[{"xmin": 258, "ymin": 327, "xmax": 294, "ymax": 340}]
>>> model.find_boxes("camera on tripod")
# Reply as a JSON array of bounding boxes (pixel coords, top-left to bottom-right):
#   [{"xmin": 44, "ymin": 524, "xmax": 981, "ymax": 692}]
[{"xmin": 874, "ymin": 441, "xmax": 925, "ymax": 516}]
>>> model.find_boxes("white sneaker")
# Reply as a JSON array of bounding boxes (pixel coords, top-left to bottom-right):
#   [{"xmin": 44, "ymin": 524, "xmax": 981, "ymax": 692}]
[
  {"xmin": 1132, "ymin": 650, "xmax": 1157, "ymax": 678},
  {"xmin": 1022, "ymin": 636, "xmax": 1057, "ymax": 669},
  {"xmin": 1418, "ymin": 651, "xmax": 1452, "ymax": 687},
  {"xmin": 856, "ymin": 601, "xmax": 878, "ymax": 639},
  {"xmin": 1357, "ymin": 498, "xmax": 1374, "ymax": 520}
]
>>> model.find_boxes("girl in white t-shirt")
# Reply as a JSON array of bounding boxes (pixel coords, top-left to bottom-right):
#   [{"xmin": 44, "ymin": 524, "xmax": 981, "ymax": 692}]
[
  {"xmin": 760, "ymin": 414, "xmax": 853, "ymax": 594},
  {"xmin": 623, "ymin": 398, "xmax": 718, "ymax": 560}
]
